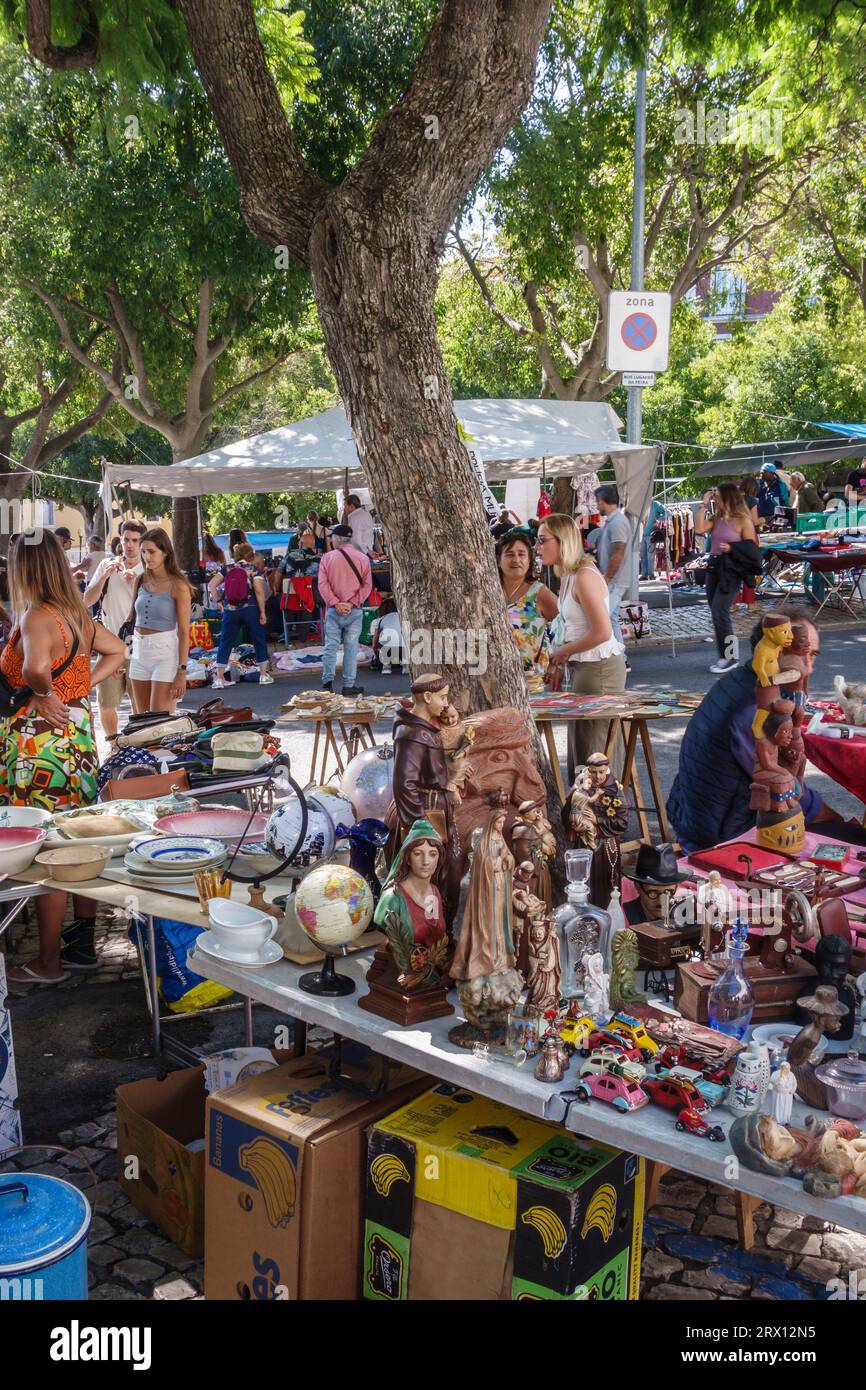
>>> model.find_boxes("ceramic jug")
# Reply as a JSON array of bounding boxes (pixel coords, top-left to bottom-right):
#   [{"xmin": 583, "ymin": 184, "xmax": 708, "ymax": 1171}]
[{"xmin": 727, "ymin": 1043, "xmax": 771, "ymax": 1118}]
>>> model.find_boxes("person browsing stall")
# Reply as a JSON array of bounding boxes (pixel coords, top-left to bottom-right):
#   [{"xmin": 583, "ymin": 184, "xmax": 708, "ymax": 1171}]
[
  {"xmin": 344, "ymin": 495, "xmax": 376, "ymax": 558},
  {"xmin": 539, "ymin": 513, "xmax": 625, "ymax": 782},
  {"xmin": 317, "ymin": 524, "xmax": 372, "ymax": 695},
  {"xmin": 127, "ymin": 528, "xmax": 192, "ymax": 715},
  {"xmin": 209, "ymin": 542, "xmax": 274, "ymax": 687},
  {"xmin": 589, "ymin": 484, "xmax": 631, "ymax": 646},
  {"xmin": 497, "ymin": 531, "xmax": 558, "ymax": 686},
  {"xmin": 667, "ymin": 609, "xmax": 866, "ymax": 852},
  {"xmin": 82, "ymin": 519, "xmax": 145, "ymax": 738},
  {"xmin": 2, "ymin": 531, "xmax": 126, "ymax": 983}
]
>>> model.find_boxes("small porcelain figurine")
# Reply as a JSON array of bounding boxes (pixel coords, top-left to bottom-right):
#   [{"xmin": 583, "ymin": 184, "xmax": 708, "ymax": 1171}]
[
  {"xmin": 583, "ymin": 951, "xmax": 610, "ymax": 1021},
  {"xmin": 563, "ymin": 752, "xmax": 629, "ymax": 909},
  {"xmin": 449, "ymin": 807, "xmax": 523, "ymax": 1048},
  {"xmin": 768, "ymin": 1061, "xmax": 798, "ymax": 1126},
  {"xmin": 516, "ymin": 797, "xmax": 555, "ymax": 909},
  {"xmin": 609, "ymin": 928, "xmax": 646, "ymax": 1011},
  {"xmin": 525, "ymin": 912, "xmax": 562, "ymax": 1015}
]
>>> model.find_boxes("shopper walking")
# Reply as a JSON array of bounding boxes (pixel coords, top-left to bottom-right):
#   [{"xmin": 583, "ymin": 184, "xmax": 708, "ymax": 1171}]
[
  {"xmin": 497, "ymin": 532, "xmax": 558, "ymax": 686},
  {"xmin": 127, "ymin": 528, "xmax": 193, "ymax": 714},
  {"xmin": 590, "ymin": 485, "xmax": 631, "ymax": 646},
  {"xmin": 209, "ymin": 542, "xmax": 273, "ymax": 687},
  {"xmin": 539, "ymin": 513, "xmax": 626, "ymax": 783},
  {"xmin": 2, "ymin": 530, "xmax": 126, "ymax": 983},
  {"xmin": 696, "ymin": 484, "xmax": 759, "ymax": 674},
  {"xmin": 317, "ymin": 524, "xmax": 372, "ymax": 695},
  {"xmin": 202, "ymin": 533, "xmax": 226, "ymax": 572},
  {"xmin": 82, "ymin": 519, "xmax": 146, "ymax": 737},
  {"xmin": 343, "ymin": 494, "xmax": 376, "ymax": 557}
]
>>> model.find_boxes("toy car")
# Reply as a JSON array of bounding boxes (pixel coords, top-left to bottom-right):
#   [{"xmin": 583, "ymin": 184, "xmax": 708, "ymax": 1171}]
[
  {"xmin": 580, "ymin": 1047, "xmax": 646, "ymax": 1084},
  {"xmin": 664, "ymin": 1065, "xmax": 727, "ymax": 1109},
  {"xmin": 675, "ymin": 1107, "xmax": 726, "ymax": 1142},
  {"xmin": 558, "ymin": 1012, "xmax": 594, "ymax": 1052},
  {"xmin": 580, "ymin": 1029, "xmax": 643, "ymax": 1063},
  {"xmin": 700, "ymin": 1061, "xmax": 733, "ymax": 1088},
  {"xmin": 606, "ymin": 1012, "xmax": 659, "ymax": 1058},
  {"xmin": 575, "ymin": 1072, "xmax": 649, "ymax": 1113},
  {"xmin": 643, "ymin": 1075, "xmax": 708, "ymax": 1114}
]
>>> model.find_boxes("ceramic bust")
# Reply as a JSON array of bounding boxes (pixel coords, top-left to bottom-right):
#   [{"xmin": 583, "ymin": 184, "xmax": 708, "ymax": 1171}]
[
  {"xmin": 391, "ymin": 673, "xmax": 461, "ymax": 925},
  {"xmin": 359, "ymin": 817, "xmax": 453, "ymax": 1025},
  {"xmin": 564, "ymin": 752, "xmax": 629, "ymax": 909},
  {"xmin": 448, "ymin": 807, "xmax": 523, "ymax": 1047},
  {"xmin": 809, "ymin": 934, "xmax": 857, "ymax": 1042}
]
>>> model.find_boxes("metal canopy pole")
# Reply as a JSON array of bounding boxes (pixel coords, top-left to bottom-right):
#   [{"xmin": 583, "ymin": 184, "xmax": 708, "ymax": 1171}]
[{"xmin": 625, "ymin": 61, "xmax": 648, "ymax": 606}]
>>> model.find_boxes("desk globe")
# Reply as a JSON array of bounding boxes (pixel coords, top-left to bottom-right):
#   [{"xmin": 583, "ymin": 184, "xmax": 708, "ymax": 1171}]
[
  {"xmin": 294, "ymin": 863, "xmax": 374, "ymax": 995},
  {"xmin": 339, "ymin": 744, "xmax": 394, "ymax": 821}
]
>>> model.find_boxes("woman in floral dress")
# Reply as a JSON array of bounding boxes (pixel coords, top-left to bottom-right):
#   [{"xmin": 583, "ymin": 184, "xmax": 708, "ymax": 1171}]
[
  {"xmin": 496, "ymin": 532, "xmax": 558, "ymax": 689},
  {"xmin": 1, "ymin": 531, "xmax": 126, "ymax": 985}
]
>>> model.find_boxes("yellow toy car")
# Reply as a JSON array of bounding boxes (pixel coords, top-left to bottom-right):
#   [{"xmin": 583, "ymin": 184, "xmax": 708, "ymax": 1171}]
[
  {"xmin": 558, "ymin": 1011, "xmax": 594, "ymax": 1052},
  {"xmin": 607, "ymin": 1011, "xmax": 659, "ymax": 1058}
]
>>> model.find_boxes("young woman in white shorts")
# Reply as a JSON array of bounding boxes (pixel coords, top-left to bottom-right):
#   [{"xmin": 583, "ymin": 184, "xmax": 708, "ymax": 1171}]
[{"xmin": 127, "ymin": 528, "xmax": 193, "ymax": 714}]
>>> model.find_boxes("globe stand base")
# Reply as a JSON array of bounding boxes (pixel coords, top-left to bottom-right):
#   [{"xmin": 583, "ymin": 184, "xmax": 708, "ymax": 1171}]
[{"xmin": 299, "ymin": 953, "xmax": 355, "ymax": 997}]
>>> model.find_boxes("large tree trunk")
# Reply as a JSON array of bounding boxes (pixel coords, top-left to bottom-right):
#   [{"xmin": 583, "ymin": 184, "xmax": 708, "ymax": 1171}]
[
  {"xmin": 170, "ymin": 437, "xmax": 207, "ymax": 579},
  {"xmin": 309, "ymin": 199, "xmax": 528, "ymax": 715}
]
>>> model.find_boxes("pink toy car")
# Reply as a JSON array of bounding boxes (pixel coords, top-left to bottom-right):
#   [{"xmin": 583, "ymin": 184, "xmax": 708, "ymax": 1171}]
[{"xmin": 575, "ymin": 1071, "xmax": 649, "ymax": 1113}]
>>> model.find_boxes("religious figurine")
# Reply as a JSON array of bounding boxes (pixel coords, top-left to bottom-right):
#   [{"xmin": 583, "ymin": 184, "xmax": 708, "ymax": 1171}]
[
  {"xmin": 609, "ymin": 928, "xmax": 646, "ymax": 1011},
  {"xmin": 796, "ymin": 934, "xmax": 857, "ymax": 1041},
  {"xmin": 697, "ymin": 870, "xmax": 734, "ymax": 958},
  {"xmin": 525, "ymin": 912, "xmax": 562, "ymax": 1015},
  {"xmin": 787, "ymin": 985, "xmax": 850, "ymax": 1111},
  {"xmin": 563, "ymin": 752, "xmax": 629, "ymax": 909},
  {"xmin": 768, "ymin": 1061, "xmax": 798, "ymax": 1126},
  {"xmin": 583, "ymin": 951, "xmax": 610, "ymax": 1021},
  {"xmin": 750, "ymin": 617, "xmax": 805, "ymax": 854},
  {"xmin": 516, "ymin": 798, "xmax": 556, "ymax": 910},
  {"xmin": 359, "ymin": 818, "xmax": 453, "ymax": 1025},
  {"xmin": 448, "ymin": 808, "xmax": 523, "ymax": 1048},
  {"xmin": 511, "ymin": 860, "xmax": 546, "ymax": 976},
  {"xmin": 438, "ymin": 701, "xmax": 476, "ymax": 796},
  {"xmin": 391, "ymin": 673, "xmax": 461, "ymax": 925}
]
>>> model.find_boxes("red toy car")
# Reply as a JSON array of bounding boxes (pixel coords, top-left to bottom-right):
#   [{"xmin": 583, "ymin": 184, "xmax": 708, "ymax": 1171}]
[
  {"xmin": 643, "ymin": 1075, "xmax": 708, "ymax": 1114},
  {"xmin": 675, "ymin": 1107, "xmax": 726, "ymax": 1142},
  {"xmin": 580, "ymin": 1029, "xmax": 643, "ymax": 1063},
  {"xmin": 700, "ymin": 1061, "xmax": 733, "ymax": 1088}
]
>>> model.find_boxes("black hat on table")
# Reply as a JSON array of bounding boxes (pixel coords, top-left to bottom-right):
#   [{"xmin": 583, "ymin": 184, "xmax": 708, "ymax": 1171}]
[{"xmin": 621, "ymin": 842, "xmax": 695, "ymax": 887}]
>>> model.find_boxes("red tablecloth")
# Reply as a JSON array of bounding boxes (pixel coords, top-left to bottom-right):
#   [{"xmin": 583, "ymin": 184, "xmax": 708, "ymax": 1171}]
[
  {"xmin": 804, "ymin": 730, "xmax": 866, "ymax": 804},
  {"xmin": 769, "ymin": 547, "xmax": 866, "ymax": 573}
]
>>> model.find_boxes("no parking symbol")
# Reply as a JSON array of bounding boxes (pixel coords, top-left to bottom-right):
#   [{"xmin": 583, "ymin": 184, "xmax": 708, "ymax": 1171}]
[{"xmin": 621, "ymin": 312, "xmax": 657, "ymax": 351}]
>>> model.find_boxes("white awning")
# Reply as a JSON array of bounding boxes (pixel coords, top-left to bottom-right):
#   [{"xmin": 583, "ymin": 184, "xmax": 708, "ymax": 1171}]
[{"xmin": 105, "ymin": 399, "xmax": 658, "ymax": 518}]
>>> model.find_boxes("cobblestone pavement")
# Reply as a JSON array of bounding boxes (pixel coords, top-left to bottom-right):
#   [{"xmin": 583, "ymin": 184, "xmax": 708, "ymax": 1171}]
[{"xmin": 629, "ymin": 584, "xmax": 866, "ymax": 648}]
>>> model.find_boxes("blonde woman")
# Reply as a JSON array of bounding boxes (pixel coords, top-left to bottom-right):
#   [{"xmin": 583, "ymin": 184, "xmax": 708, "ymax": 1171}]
[
  {"xmin": 696, "ymin": 483, "xmax": 758, "ymax": 674},
  {"xmin": 537, "ymin": 513, "xmax": 626, "ymax": 781},
  {"xmin": 1, "ymin": 530, "xmax": 126, "ymax": 984}
]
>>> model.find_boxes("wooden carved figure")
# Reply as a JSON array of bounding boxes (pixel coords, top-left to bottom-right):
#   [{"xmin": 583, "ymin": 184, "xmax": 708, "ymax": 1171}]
[
  {"xmin": 778, "ymin": 622, "xmax": 811, "ymax": 783},
  {"xmin": 391, "ymin": 673, "xmax": 461, "ymax": 925},
  {"xmin": 787, "ymin": 985, "xmax": 849, "ymax": 1111},
  {"xmin": 751, "ymin": 614, "xmax": 795, "ymax": 741},
  {"xmin": 525, "ymin": 912, "xmax": 562, "ymax": 1015},
  {"xmin": 563, "ymin": 752, "xmax": 630, "ymax": 908}
]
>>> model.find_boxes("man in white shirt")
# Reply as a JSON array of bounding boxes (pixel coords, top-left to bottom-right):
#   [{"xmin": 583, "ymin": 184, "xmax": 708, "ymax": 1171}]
[
  {"xmin": 344, "ymin": 494, "xmax": 376, "ymax": 557},
  {"xmin": 82, "ymin": 520, "xmax": 145, "ymax": 737}
]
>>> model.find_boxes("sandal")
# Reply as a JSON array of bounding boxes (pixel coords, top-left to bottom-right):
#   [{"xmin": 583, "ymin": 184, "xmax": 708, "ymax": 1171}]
[{"xmin": 7, "ymin": 963, "xmax": 71, "ymax": 988}]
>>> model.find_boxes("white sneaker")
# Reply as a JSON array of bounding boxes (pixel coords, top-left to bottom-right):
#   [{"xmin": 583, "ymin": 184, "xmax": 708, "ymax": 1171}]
[
  {"xmin": 381, "ymin": 665, "xmax": 393, "ymax": 675},
  {"xmin": 211, "ymin": 675, "xmax": 226, "ymax": 689},
  {"xmin": 259, "ymin": 673, "xmax": 274, "ymax": 685},
  {"xmin": 709, "ymin": 657, "xmax": 738, "ymax": 674}
]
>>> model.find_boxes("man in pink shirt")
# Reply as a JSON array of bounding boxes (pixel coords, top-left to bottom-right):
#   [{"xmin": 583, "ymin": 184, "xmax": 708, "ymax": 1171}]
[{"xmin": 317, "ymin": 525, "xmax": 373, "ymax": 693}]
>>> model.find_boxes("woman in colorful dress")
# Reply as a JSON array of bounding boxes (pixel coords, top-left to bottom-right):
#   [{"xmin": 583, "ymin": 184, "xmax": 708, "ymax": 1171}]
[
  {"xmin": 1, "ymin": 530, "xmax": 126, "ymax": 985},
  {"xmin": 496, "ymin": 532, "xmax": 558, "ymax": 690}
]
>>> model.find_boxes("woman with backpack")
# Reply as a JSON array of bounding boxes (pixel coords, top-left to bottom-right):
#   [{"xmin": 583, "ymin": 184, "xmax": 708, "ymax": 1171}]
[
  {"xmin": 127, "ymin": 528, "xmax": 194, "ymax": 715},
  {"xmin": 208, "ymin": 542, "xmax": 273, "ymax": 688}
]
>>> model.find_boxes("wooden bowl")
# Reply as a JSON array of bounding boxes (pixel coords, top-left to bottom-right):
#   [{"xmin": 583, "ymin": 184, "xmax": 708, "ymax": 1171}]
[{"xmin": 35, "ymin": 843, "xmax": 111, "ymax": 883}]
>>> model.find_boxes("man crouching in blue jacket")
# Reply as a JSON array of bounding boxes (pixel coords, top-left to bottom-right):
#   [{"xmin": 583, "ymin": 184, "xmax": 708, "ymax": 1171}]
[{"xmin": 667, "ymin": 608, "xmax": 866, "ymax": 852}]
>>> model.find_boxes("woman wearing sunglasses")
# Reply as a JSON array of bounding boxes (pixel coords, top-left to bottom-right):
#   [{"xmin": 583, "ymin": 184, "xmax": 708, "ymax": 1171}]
[{"xmin": 536, "ymin": 513, "xmax": 626, "ymax": 782}]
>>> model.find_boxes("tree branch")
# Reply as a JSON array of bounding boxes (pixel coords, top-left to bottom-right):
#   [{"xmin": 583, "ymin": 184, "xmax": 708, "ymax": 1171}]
[
  {"xmin": 203, "ymin": 350, "xmax": 298, "ymax": 421},
  {"xmin": 452, "ymin": 231, "xmax": 530, "ymax": 335},
  {"xmin": 103, "ymin": 278, "xmax": 163, "ymax": 421},
  {"xmin": 25, "ymin": 0, "xmax": 99, "ymax": 70},
  {"xmin": 523, "ymin": 282, "xmax": 567, "ymax": 398}
]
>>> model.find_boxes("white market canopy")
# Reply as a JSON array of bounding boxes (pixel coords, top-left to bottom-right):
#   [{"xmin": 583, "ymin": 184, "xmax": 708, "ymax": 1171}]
[{"xmin": 104, "ymin": 399, "xmax": 658, "ymax": 516}]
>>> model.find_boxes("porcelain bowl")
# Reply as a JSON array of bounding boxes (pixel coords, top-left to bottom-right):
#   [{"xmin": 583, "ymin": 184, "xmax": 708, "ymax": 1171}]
[
  {"xmin": 0, "ymin": 826, "xmax": 49, "ymax": 876},
  {"xmin": 0, "ymin": 807, "xmax": 53, "ymax": 831},
  {"xmin": 35, "ymin": 843, "xmax": 111, "ymax": 882}
]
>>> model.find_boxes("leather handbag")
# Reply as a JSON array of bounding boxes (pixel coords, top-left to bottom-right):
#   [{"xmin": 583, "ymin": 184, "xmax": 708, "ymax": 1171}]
[
  {"xmin": 115, "ymin": 716, "xmax": 197, "ymax": 748},
  {"xmin": 101, "ymin": 768, "xmax": 190, "ymax": 802}
]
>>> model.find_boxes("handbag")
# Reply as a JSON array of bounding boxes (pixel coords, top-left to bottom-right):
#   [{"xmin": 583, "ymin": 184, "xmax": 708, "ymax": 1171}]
[
  {"xmin": 117, "ymin": 574, "xmax": 144, "ymax": 656},
  {"xmin": 115, "ymin": 716, "xmax": 197, "ymax": 748},
  {"xmin": 192, "ymin": 698, "xmax": 254, "ymax": 727},
  {"xmin": 0, "ymin": 630, "xmax": 81, "ymax": 719},
  {"xmin": 101, "ymin": 769, "xmax": 191, "ymax": 803}
]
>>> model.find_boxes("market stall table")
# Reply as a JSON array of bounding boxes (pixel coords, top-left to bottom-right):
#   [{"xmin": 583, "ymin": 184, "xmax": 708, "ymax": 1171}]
[
  {"xmin": 761, "ymin": 543, "xmax": 866, "ymax": 616},
  {"xmin": 187, "ymin": 943, "xmax": 866, "ymax": 1241},
  {"xmin": 804, "ymin": 728, "xmax": 866, "ymax": 820},
  {"xmin": 531, "ymin": 691, "xmax": 700, "ymax": 847}
]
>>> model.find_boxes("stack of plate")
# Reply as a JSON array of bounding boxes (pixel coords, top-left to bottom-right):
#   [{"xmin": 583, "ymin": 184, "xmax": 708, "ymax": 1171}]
[{"xmin": 123, "ymin": 835, "xmax": 228, "ymax": 887}]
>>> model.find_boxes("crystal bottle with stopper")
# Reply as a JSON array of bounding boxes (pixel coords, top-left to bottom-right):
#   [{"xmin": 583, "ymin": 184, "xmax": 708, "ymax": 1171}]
[
  {"xmin": 708, "ymin": 918, "xmax": 755, "ymax": 1040},
  {"xmin": 555, "ymin": 848, "xmax": 611, "ymax": 999}
]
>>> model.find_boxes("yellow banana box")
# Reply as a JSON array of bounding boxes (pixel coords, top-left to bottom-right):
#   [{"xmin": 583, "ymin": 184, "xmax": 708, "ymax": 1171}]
[
  {"xmin": 364, "ymin": 1084, "xmax": 644, "ymax": 1301},
  {"xmin": 204, "ymin": 1051, "xmax": 426, "ymax": 1300}
]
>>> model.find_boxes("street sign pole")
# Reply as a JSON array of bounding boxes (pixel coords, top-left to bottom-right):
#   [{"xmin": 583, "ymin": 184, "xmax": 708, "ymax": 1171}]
[{"xmin": 626, "ymin": 61, "xmax": 647, "ymax": 602}]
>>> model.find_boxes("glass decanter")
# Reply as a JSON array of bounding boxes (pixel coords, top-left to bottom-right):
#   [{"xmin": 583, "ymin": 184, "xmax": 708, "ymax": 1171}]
[
  {"xmin": 708, "ymin": 920, "xmax": 754, "ymax": 1040},
  {"xmin": 555, "ymin": 848, "xmax": 611, "ymax": 999}
]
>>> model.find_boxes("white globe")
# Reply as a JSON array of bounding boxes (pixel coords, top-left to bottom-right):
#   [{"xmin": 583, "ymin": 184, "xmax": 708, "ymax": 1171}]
[
  {"xmin": 265, "ymin": 793, "xmax": 336, "ymax": 864},
  {"xmin": 294, "ymin": 864, "xmax": 373, "ymax": 951},
  {"xmin": 339, "ymin": 744, "xmax": 395, "ymax": 821},
  {"xmin": 307, "ymin": 785, "xmax": 356, "ymax": 832}
]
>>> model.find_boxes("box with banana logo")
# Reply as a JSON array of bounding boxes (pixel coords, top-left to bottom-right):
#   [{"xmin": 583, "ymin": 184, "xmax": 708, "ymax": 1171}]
[
  {"xmin": 204, "ymin": 1054, "xmax": 426, "ymax": 1300},
  {"xmin": 364, "ymin": 1084, "xmax": 644, "ymax": 1301}
]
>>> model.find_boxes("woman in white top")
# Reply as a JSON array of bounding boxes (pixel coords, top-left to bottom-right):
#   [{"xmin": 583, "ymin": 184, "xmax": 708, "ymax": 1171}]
[{"xmin": 537, "ymin": 512, "xmax": 626, "ymax": 782}]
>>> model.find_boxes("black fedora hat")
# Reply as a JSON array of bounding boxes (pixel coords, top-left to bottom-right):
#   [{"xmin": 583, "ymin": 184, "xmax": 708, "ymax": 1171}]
[{"xmin": 621, "ymin": 842, "xmax": 695, "ymax": 887}]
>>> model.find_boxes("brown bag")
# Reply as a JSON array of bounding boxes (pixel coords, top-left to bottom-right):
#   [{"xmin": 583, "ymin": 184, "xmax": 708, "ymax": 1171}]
[{"xmin": 101, "ymin": 769, "xmax": 190, "ymax": 802}]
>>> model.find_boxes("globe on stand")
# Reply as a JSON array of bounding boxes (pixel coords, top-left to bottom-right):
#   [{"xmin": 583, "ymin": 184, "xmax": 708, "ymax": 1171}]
[
  {"xmin": 294, "ymin": 863, "xmax": 374, "ymax": 996},
  {"xmin": 339, "ymin": 744, "xmax": 395, "ymax": 821},
  {"xmin": 266, "ymin": 793, "xmax": 336, "ymax": 865}
]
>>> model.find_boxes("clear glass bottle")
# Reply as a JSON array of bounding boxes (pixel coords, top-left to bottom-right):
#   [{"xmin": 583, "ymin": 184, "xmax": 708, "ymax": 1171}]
[
  {"xmin": 708, "ymin": 921, "xmax": 754, "ymax": 1040},
  {"xmin": 555, "ymin": 848, "xmax": 612, "ymax": 999}
]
